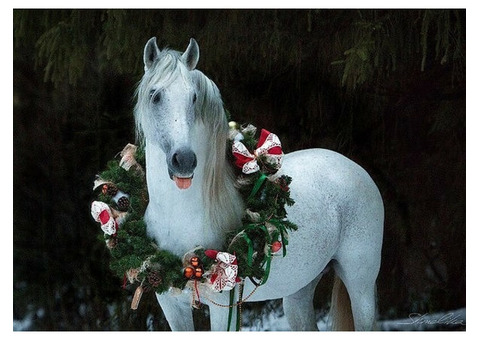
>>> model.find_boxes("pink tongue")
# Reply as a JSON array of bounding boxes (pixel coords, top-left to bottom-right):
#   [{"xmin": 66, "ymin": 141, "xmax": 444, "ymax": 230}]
[{"xmin": 173, "ymin": 176, "xmax": 192, "ymax": 190}]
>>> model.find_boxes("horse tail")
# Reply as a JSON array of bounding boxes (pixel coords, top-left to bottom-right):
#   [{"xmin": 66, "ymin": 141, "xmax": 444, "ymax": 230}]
[{"xmin": 330, "ymin": 274, "xmax": 355, "ymax": 331}]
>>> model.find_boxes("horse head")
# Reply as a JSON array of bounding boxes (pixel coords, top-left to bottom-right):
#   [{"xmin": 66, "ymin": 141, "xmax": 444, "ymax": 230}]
[{"xmin": 136, "ymin": 37, "xmax": 201, "ymax": 189}]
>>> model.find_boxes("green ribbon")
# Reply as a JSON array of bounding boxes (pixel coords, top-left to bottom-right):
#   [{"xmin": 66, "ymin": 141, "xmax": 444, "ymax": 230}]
[
  {"xmin": 260, "ymin": 248, "xmax": 272, "ymax": 285},
  {"xmin": 236, "ymin": 283, "xmax": 244, "ymax": 331},
  {"xmin": 247, "ymin": 173, "xmax": 267, "ymax": 201},
  {"xmin": 241, "ymin": 230, "xmax": 255, "ymax": 267},
  {"xmin": 227, "ymin": 283, "xmax": 243, "ymax": 331},
  {"xmin": 256, "ymin": 223, "xmax": 273, "ymax": 285},
  {"xmin": 239, "ymin": 173, "xmax": 294, "ymax": 289},
  {"xmin": 227, "ymin": 288, "xmax": 235, "ymax": 331},
  {"xmin": 241, "ymin": 219, "xmax": 291, "ymax": 286}
]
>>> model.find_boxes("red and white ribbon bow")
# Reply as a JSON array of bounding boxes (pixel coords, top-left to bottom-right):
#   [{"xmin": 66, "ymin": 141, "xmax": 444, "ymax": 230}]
[
  {"xmin": 91, "ymin": 201, "xmax": 118, "ymax": 235},
  {"xmin": 205, "ymin": 250, "xmax": 239, "ymax": 292},
  {"xmin": 232, "ymin": 129, "xmax": 283, "ymax": 174}
]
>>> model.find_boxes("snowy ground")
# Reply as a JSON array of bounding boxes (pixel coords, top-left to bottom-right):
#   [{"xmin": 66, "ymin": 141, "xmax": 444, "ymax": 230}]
[
  {"xmin": 241, "ymin": 307, "xmax": 466, "ymax": 331},
  {"xmin": 14, "ymin": 306, "xmax": 466, "ymax": 331},
  {"xmin": 378, "ymin": 308, "xmax": 466, "ymax": 331},
  {"xmin": 241, "ymin": 307, "xmax": 330, "ymax": 331}
]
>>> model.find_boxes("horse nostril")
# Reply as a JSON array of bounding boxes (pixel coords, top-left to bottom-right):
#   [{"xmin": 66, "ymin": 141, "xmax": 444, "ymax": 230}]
[
  {"xmin": 192, "ymin": 156, "xmax": 197, "ymax": 168},
  {"xmin": 172, "ymin": 152, "xmax": 181, "ymax": 168},
  {"xmin": 171, "ymin": 148, "xmax": 197, "ymax": 174}
]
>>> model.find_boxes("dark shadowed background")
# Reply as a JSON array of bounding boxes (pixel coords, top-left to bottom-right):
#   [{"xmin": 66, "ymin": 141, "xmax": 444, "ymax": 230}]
[{"xmin": 13, "ymin": 9, "xmax": 465, "ymax": 330}]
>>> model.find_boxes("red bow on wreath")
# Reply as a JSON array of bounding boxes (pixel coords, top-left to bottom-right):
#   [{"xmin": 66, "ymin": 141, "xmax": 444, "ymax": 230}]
[
  {"xmin": 232, "ymin": 129, "xmax": 283, "ymax": 174},
  {"xmin": 91, "ymin": 201, "xmax": 118, "ymax": 235},
  {"xmin": 205, "ymin": 250, "xmax": 239, "ymax": 292}
]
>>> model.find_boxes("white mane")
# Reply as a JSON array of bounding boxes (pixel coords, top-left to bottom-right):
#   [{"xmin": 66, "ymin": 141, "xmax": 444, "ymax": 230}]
[{"xmin": 190, "ymin": 69, "xmax": 244, "ymax": 232}]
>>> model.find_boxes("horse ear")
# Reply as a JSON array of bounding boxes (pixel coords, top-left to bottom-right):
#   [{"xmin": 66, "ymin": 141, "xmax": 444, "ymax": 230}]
[
  {"xmin": 181, "ymin": 38, "xmax": 200, "ymax": 70},
  {"xmin": 143, "ymin": 37, "xmax": 161, "ymax": 71}
]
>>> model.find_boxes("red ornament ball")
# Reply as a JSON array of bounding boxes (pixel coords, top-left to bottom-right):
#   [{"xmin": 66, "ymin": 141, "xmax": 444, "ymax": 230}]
[
  {"xmin": 184, "ymin": 267, "xmax": 194, "ymax": 279},
  {"xmin": 271, "ymin": 241, "xmax": 282, "ymax": 253},
  {"xmin": 190, "ymin": 256, "xmax": 200, "ymax": 267},
  {"xmin": 194, "ymin": 267, "xmax": 204, "ymax": 279}
]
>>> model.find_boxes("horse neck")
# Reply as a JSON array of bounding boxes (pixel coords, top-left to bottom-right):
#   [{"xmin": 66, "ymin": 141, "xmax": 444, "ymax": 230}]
[{"xmin": 144, "ymin": 123, "xmax": 244, "ymax": 256}]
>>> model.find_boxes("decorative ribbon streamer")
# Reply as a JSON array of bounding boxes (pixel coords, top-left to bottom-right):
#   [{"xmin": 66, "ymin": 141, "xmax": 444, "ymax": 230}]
[
  {"xmin": 247, "ymin": 173, "xmax": 267, "ymax": 202},
  {"xmin": 236, "ymin": 281, "xmax": 244, "ymax": 331},
  {"xmin": 241, "ymin": 223, "xmax": 273, "ymax": 286},
  {"xmin": 131, "ymin": 285, "xmax": 144, "ymax": 310},
  {"xmin": 241, "ymin": 231, "xmax": 254, "ymax": 267},
  {"xmin": 119, "ymin": 143, "xmax": 138, "ymax": 171},
  {"xmin": 227, "ymin": 288, "xmax": 235, "ymax": 331},
  {"xmin": 119, "ymin": 143, "xmax": 145, "ymax": 176},
  {"xmin": 226, "ymin": 282, "xmax": 245, "ymax": 332},
  {"xmin": 232, "ymin": 129, "xmax": 283, "ymax": 174}
]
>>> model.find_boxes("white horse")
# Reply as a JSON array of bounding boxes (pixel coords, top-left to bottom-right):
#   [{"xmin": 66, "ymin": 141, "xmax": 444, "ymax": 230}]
[{"xmin": 134, "ymin": 37, "xmax": 384, "ymax": 331}]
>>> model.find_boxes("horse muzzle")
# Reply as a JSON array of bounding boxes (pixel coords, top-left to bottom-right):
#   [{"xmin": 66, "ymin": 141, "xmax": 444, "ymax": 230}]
[{"xmin": 167, "ymin": 147, "xmax": 197, "ymax": 190}]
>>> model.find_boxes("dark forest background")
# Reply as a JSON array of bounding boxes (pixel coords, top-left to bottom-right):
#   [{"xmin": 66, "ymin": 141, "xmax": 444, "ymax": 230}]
[{"xmin": 13, "ymin": 9, "xmax": 465, "ymax": 330}]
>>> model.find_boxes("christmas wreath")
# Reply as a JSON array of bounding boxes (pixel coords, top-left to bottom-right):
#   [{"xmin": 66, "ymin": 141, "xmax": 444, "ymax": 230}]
[{"xmin": 90, "ymin": 124, "xmax": 297, "ymax": 310}]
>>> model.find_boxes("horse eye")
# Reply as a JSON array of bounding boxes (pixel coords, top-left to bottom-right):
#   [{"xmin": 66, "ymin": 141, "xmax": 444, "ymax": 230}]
[
  {"xmin": 192, "ymin": 93, "xmax": 197, "ymax": 103},
  {"xmin": 150, "ymin": 89, "xmax": 161, "ymax": 104}
]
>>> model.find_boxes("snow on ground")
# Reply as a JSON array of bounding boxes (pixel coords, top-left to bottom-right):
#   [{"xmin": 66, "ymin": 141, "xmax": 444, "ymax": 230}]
[
  {"xmin": 241, "ymin": 307, "xmax": 331, "ymax": 331},
  {"xmin": 379, "ymin": 308, "xmax": 466, "ymax": 331},
  {"xmin": 241, "ymin": 307, "xmax": 466, "ymax": 331},
  {"xmin": 13, "ymin": 306, "xmax": 466, "ymax": 331},
  {"xmin": 13, "ymin": 313, "xmax": 34, "ymax": 331}
]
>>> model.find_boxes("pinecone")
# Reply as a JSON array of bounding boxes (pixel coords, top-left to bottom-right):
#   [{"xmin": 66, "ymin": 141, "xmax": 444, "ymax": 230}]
[
  {"xmin": 117, "ymin": 196, "xmax": 130, "ymax": 211},
  {"xmin": 102, "ymin": 183, "xmax": 118, "ymax": 196},
  {"xmin": 148, "ymin": 271, "xmax": 162, "ymax": 288}
]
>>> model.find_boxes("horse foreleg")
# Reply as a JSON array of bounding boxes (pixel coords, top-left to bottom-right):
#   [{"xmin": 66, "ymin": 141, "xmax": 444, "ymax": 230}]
[
  {"xmin": 207, "ymin": 291, "xmax": 237, "ymax": 331},
  {"xmin": 156, "ymin": 291, "xmax": 195, "ymax": 331}
]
